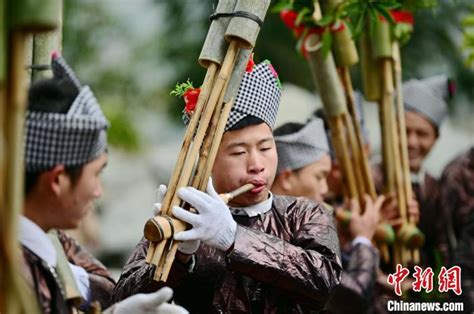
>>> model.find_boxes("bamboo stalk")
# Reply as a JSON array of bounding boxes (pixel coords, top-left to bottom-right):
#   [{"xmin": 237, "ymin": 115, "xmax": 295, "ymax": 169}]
[
  {"xmin": 329, "ymin": 115, "xmax": 359, "ymax": 201},
  {"xmin": 3, "ymin": 30, "xmax": 40, "ymax": 314},
  {"xmin": 340, "ymin": 68, "xmax": 376, "ymax": 198},
  {"xmin": 191, "ymin": 77, "xmax": 230, "ymax": 189},
  {"xmin": 198, "ymin": 98, "xmax": 235, "ymax": 190},
  {"xmin": 343, "ymin": 112, "xmax": 366, "ymax": 201}
]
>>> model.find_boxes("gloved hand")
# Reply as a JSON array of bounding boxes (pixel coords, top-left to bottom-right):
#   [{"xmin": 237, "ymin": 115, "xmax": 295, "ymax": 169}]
[
  {"xmin": 153, "ymin": 184, "xmax": 200, "ymax": 255},
  {"xmin": 173, "ymin": 178, "xmax": 237, "ymax": 252},
  {"xmin": 110, "ymin": 287, "xmax": 188, "ymax": 314}
]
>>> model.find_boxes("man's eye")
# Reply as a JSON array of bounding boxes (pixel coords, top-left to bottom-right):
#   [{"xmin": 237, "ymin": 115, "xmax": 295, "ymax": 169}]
[
  {"xmin": 231, "ymin": 151, "xmax": 245, "ymax": 156},
  {"xmin": 260, "ymin": 147, "xmax": 271, "ymax": 152}
]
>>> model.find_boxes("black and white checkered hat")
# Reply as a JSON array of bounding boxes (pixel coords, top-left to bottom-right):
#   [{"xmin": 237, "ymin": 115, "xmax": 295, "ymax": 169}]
[
  {"xmin": 225, "ymin": 60, "xmax": 281, "ymax": 131},
  {"xmin": 403, "ymin": 75, "xmax": 450, "ymax": 128},
  {"xmin": 275, "ymin": 118, "xmax": 329, "ymax": 174},
  {"xmin": 25, "ymin": 54, "xmax": 109, "ymax": 172}
]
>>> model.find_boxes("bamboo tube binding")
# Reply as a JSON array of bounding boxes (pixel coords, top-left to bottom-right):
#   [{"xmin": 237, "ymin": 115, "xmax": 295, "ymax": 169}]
[{"xmin": 225, "ymin": 0, "xmax": 271, "ymax": 49}]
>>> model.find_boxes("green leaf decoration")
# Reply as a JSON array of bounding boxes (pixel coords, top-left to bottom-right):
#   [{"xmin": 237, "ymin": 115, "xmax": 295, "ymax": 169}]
[{"xmin": 170, "ymin": 79, "xmax": 194, "ymax": 97}]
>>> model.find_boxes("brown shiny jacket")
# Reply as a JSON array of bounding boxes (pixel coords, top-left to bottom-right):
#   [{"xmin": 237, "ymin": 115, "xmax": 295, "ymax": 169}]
[
  {"xmin": 112, "ymin": 195, "xmax": 342, "ymax": 313},
  {"xmin": 21, "ymin": 230, "xmax": 116, "ymax": 313},
  {"xmin": 325, "ymin": 243, "xmax": 379, "ymax": 314}
]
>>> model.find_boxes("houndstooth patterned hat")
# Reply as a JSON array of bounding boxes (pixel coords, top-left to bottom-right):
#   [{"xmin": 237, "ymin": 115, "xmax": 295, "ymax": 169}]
[
  {"xmin": 225, "ymin": 60, "xmax": 281, "ymax": 131},
  {"xmin": 275, "ymin": 118, "xmax": 329, "ymax": 174},
  {"xmin": 25, "ymin": 54, "xmax": 109, "ymax": 172},
  {"xmin": 403, "ymin": 75, "xmax": 452, "ymax": 129}
]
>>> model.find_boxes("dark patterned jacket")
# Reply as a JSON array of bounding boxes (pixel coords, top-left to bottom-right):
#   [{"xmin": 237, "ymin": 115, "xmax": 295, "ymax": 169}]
[
  {"xmin": 112, "ymin": 195, "xmax": 342, "ymax": 313},
  {"xmin": 21, "ymin": 230, "xmax": 115, "ymax": 313},
  {"xmin": 440, "ymin": 147, "xmax": 473, "ymax": 313}
]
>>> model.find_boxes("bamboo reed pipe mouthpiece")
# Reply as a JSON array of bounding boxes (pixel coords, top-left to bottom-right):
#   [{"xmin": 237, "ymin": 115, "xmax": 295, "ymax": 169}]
[
  {"xmin": 8, "ymin": 0, "xmax": 61, "ymax": 32},
  {"xmin": 397, "ymin": 223, "xmax": 425, "ymax": 249},
  {"xmin": 305, "ymin": 33, "xmax": 348, "ymax": 117},
  {"xmin": 225, "ymin": 0, "xmax": 271, "ymax": 49},
  {"xmin": 374, "ymin": 222, "xmax": 396, "ymax": 244},
  {"xmin": 199, "ymin": 0, "xmax": 237, "ymax": 68},
  {"xmin": 219, "ymin": 183, "xmax": 255, "ymax": 203}
]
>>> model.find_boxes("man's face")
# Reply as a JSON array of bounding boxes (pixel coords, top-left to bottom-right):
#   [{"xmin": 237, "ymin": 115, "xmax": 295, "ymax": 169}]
[
  {"xmin": 57, "ymin": 153, "xmax": 107, "ymax": 229},
  {"xmin": 405, "ymin": 111, "xmax": 438, "ymax": 173},
  {"xmin": 279, "ymin": 154, "xmax": 331, "ymax": 203},
  {"xmin": 212, "ymin": 123, "xmax": 278, "ymax": 207}
]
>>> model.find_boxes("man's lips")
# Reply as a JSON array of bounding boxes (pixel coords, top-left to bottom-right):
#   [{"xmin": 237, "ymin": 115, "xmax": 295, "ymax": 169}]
[{"xmin": 247, "ymin": 180, "xmax": 266, "ymax": 194}]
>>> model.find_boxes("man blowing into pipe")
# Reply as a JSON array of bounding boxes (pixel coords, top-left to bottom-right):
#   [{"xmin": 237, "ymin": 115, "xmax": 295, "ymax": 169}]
[{"xmin": 112, "ymin": 60, "xmax": 343, "ymax": 313}]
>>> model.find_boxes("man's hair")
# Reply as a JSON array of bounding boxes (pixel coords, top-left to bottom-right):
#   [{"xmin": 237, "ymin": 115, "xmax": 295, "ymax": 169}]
[
  {"xmin": 25, "ymin": 78, "xmax": 83, "ymax": 195},
  {"xmin": 228, "ymin": 115, "xmax": 265, "ymax": 131},
  {"xmin": 273, "ymin": 122, "xmax": 304, "ymax": 137}
]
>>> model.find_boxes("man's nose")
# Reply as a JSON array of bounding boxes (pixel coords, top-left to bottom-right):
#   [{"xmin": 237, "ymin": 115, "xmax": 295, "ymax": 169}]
[
  {"xmin": 94, "ymin": 181, "xmax": 104, "ymax": 198},
  {"xmin": 407, "ymin": 130, "xmax": 418, "ymax": 148},
  {"xmin": 248, "ymin": 152, "xmax": 264, "ymax": 174}
]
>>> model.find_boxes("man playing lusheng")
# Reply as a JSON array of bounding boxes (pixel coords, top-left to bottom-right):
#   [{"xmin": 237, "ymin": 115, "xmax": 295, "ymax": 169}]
[
  {"xmin": 112, "ymin": 60, "xmax": 342, "ymax": 313},
  {"xmin": 20, "ymin": 54, "xmax": 187, "ymax": 314}
]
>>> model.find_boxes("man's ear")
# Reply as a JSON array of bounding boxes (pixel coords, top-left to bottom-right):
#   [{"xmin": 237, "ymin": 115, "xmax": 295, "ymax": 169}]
[
  {"xmin": 278, "ymin": 169, "xmax": 294, "ymax": 192},
  {"xmin": 43, "ymin": 165, "xmax": 69, "ymax": 196}
]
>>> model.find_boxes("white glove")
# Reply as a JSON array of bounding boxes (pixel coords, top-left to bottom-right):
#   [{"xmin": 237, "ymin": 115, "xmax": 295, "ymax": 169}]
[
  {"xmin": 153, "ymin": 184, "xmax": 200, "ymax": 255},
  {"xmin": 173, "ymin": 178, "xmax": 237, "ymax": 251},
  {"xmin": 110, "ymin": 287, "xmax": 188, "ymax": 314}
]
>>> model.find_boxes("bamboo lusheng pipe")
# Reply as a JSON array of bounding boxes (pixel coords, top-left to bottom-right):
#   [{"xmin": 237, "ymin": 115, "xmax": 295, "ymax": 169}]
[
  {"xmin": 342, "ymin": 112, "xmax": 366, "ymax": 200},
  {"xmin": 154, "ymin": 43, "xmax": 240, "ymax": 281},
  {"xmin": 3, "ymin": 30, "xmax": 40, "ymax": 314},
  {"xmin": 305, "ymin": 33, "xmax": 359, "ymax": 203},
  {"xmin": 145, "ymin": 63, "xmax": 219, "ymax": 264},
  {"xmin": 392, "ymin": 42, "xmax": 423, "ymax": 260},
  {"xmin": 339, "ymin": 68, "xmax": 377, "ymax": 199},
  {"xmin": 147, "ymin": 42, "xmax": 240, "ymax": 282},
  {"xmin": 198, "ymin": 98, "xmax": 235, "ymax": 191}
]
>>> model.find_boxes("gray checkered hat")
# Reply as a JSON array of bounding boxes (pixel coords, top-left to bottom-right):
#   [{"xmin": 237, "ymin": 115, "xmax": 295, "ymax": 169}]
[
  {"xmin": 25, "ymin": 54, "xmax": 109, "ymax": 172},
  {"xmin": 275, "ymin": 118, "xmax": 329, "ymax": 174},
  {"xmin": 225, "ymin": 60, "xmax": 282, "ymax": 131},
  {"xmin": 403, "ymin": 75, "xmax": 450, "ymax": 128}
]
